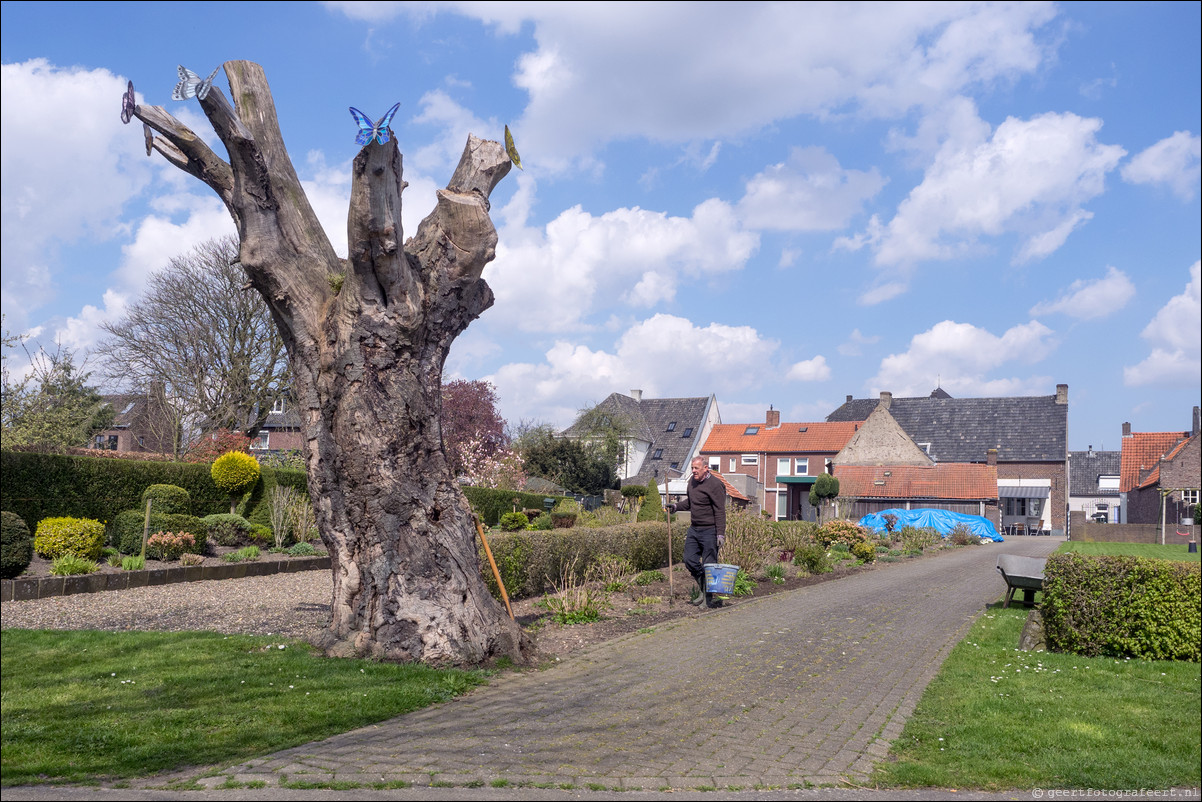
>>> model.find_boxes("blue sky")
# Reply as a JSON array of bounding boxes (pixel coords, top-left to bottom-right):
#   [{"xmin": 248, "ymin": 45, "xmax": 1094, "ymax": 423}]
[{"xmin": 2, "ymin": 1, "xmax": 1199, "ymax": 451}]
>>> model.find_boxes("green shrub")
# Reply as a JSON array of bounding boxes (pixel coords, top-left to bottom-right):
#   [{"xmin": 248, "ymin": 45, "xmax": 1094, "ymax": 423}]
[
  {"xmin": 948, "ymin": 524, "xmax": 978, "ymax": 546},
  {"xmin": 248, "ymin": 524, "xmax": 273, "ymax": 544},
  {"xmin": 794, "ymin": 544, "xmax": 831, "ymax": 574},
  {"xmin": 140, "ymin": 484, "xmax": 191, "ymax": 515},
  {"xmin": 898, "ymin": 525, "xmax": 939, "ymax": 553},
  {"xmin": 223, "ymin": 545, "xmax": 261, "ymax": 562},
  {"xmin": 850, "ymin": 540, "xmax": 876, "ymax": 563},
  {"xmin": 1042, "ymin": 553, "xmax": 1201, "ymax": 661},
  {"xmin": 49, "ymin": 554, "xmax": 98, "ymax": 576},
  {"xmin": 530, "ymin": 512, "xmax": 553, "ymax": 530},
  {"xmin": 634, "ymin": 569, "xmax": 665, "ymax": 586},
  {"xmin": 110, "ymin": 511, "xmax": 206, "ymax": 556},
  {"xmin": 587, "ymin": 553, "xmax": 635, "ymax": 592},
  {"xmin": 1, "ymin": 510, "xmax": 34, "ymax": 579},
  {"xmin": 145, "ymin": 531, "xmax": 196, "ymax": 561},
  {"xmin": 771, "ymin": 520, "xmax": 819, "ymax": 554},
  {"xmin": 731, "ymin": 568, "xmax": 756, "ymax": 596},
  {"xmin": 499, "ymin": 511, "xmax": 529, "ymax": 532},
  {"xmin": 33, "ymin": 516, "xmax": 105, "ymax": 560},
  {"xmin": 619, "ymin": 485, "xmax": 646, "ymax": 499},
  {"xmin": 817, "ymin": 519, "xmax": 868, "ymax": 549},
  {"xmin": 287, "ymin": 542, "xmax": 322, "ymax": 557},
  {"xmin": 766, "ymin": 562, "xmax": 786, "ymax": 584},
  {"xmin": 211, "ymin": 451, "xmax": 260, "ymax": 496},
  {"xmin": 636, "ymin": 479, "xmax": 666, "ymax": 522},
  {"xmin": 201, "ymin": 514, "xmax": 252, "ymax": 547},
  {"xmin": 121, "ymin": 555, "xmax": 145, "ymax": 570},
  {"xmin": 721, "ymin": 507, "xmax": 777, "ymax": 574},
  {"xmin": 462, "ymin": 487, "xmax": 558, "ymax": 526}
]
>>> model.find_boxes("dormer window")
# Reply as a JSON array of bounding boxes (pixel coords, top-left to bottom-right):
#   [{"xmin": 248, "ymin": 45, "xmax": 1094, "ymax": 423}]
[
  {"xmin": 652, "ymin": 448, "xmax": 664, "ymax": 459},
  {"xmin": 744, "ymin": 426, "xmax": 759, "ymax": 435},
  {"xmin": 682, "ymin": 427, "xmax": 693, "ymax": 438},
  {"xmin": 272, "ymin": 397, "xmax": 286, "ymax": 414},
  {"xmin": 666, "ymin": 422, "xmax": 676, "ymax": 432}
]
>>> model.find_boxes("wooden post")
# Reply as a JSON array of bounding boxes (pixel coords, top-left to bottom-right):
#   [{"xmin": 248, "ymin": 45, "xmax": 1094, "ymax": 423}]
[
  {"xmin": 140, "ymin": 499, "xmax": 152, "ymax": 559},
  {"xmin": 475, "ymin": 516, "xmax": 513, "ymax": 620},
  {"xmin": 665, "ymin": 487, "xmax": 674, "ymax": 606}
]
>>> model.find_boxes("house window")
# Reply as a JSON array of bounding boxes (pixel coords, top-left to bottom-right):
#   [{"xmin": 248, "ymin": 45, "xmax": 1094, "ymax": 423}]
[
  {"xmin": 652, "ymin": 448, "xmax": 663, "ymax": 459},
  {"xmin": 742, "ymin": 454, "xmax": 758, "ymax": 465},
  {"xmin": 777, "ymin": 458, "xmax": 791, "ymax": 476},
  {"xmin": 918, "ymin": 442, "xmax": 932, "ymax": 454},
  {"xmin": 670, "ymin": 462, "xmax": 678, "ymax": 469},
  {"xmin": 1182, "ymin": 489, "xmax": 1199, "ymax": 506},
  {"xmin": 681, "ymin": 427, "xmax": 693, "ymax": 438},
  {"xmin": 709, "ymin": 457, "xmax": 720, "ymax": 471},
  {"xmin": 776, "ymin": 490, "xmax": 787, "ymax": 520},
  {"xmin": 795, "ymin": 458, "xmax": 809, "ymax": 475},
  {"xmin": 271, "ymin": 397, "xmax": 286, "ymax": 414},
  {"xmin": 1005, "ymin": 498, "xmax": 1027, "ymax": 516},
  {"xmin": 251, "ymin": 432, "xmax": 270, "ymax": 450},
  {"xmin": 93, "ymin": 435, "xmax": 106, "ymax": 449},
  {"xmin": 666, "ymin": 422, "xmax": 676, "ymax": 432},
  {"xmin": 107, "ymin": 435, "xmax": 118, "ymax": 450},
  {"xmin": 744, "ymin": 426, "xmax": 759, "ymax": 435},
  {"xmin": 121, "ymin": 402, "xmax": 137, "ymax": 415},
  {"xmin": 728, "ymin": 458, "xmax": 736, "ymax": 472},
  {"xmin": 137, "ymin": 437, "xmax": 145, "ymax": 448}
]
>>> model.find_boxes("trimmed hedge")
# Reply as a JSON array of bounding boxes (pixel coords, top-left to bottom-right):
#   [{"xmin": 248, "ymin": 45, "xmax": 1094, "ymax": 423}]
[
  {"xmin": 477, "ymin": 520, "xmax": 688, "ymax": 600},
  {"xmin": 1042, "ymin": 552, "xmax": 1201, "ymax": 661},
  {"xmin": 108, "ymin": 510, "xmax": 207, "ymax": 556},
  {"xmin": 462, "ymin": 486, "xmax": 558, "ymax": 526},
  {"xmin": 1, "ymin": 449, "xmax": 305, "ymax": 535},
  {"xmin": 1, "ymin": 510, "xmax": 33, "ymax": 579}
]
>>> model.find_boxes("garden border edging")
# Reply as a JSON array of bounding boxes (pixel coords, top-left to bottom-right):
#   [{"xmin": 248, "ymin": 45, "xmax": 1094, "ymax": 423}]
[{"xmin": 1, "ymin": 556, "xmax": 331, "ymax": 602}]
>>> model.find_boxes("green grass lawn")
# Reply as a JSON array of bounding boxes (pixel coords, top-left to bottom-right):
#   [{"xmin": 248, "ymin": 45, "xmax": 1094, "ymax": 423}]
[
  {"xmin": 1059, "ymin": 540, "xmax": 1200, "ymax": 563},
  {"xmin": 873, "ymin": 603, "xmax": 1201, "ymax": 789},
  {"xmin": 1, "ymin": 629, "xmax": 487, "ymax": 786}
]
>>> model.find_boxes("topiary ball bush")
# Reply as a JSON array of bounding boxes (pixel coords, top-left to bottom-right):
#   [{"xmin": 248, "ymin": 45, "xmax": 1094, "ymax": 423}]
[
  {"xmin": 1, "ymin": 511, "xmax": 34, "ymax": 579},
  {"xmin": 211, "ymin": 451, "xmax": 261, "ymax": 497},
  {"xmin": 201, "ymin": 513, "xmax": 253, "ymax": 547},
  {"xmin": 33, "ymin": 516, "xmax": 106, "ymax": 560},
  {"xmin": 140, "ymin": 484, "xmax": 192, "ymax": 515},
  {"xmin": 500, "ymin": 511, "xmax": 529, "ymax": 532}
]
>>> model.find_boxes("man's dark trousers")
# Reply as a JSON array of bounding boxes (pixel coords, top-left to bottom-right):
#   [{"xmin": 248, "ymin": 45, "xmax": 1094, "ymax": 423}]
[{"xmin": 683, "ymin": 525, "xmax": 719, "ymax": 585}]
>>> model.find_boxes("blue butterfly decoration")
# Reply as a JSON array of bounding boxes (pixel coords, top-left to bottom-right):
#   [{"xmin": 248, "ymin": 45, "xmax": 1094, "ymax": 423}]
[
  {"xmin": 349, "ymin": 103, "xmax": 401, "ymax": 146},
  {"xmin": 172, "ymin": 65, "xmax": 219, "ymax": 101},
  {"xmin": 120, "ymin": 80, "xmax": 136, "ymax": 124}
]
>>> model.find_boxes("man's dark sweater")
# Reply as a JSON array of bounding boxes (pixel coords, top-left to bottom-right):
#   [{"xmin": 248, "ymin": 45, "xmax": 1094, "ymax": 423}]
[{"xmin": 675, "ymin": 472, "xmax": 726, "ymax": 536}]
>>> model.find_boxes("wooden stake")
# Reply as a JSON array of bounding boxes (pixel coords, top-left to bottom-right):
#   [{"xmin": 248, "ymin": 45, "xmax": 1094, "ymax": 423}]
[
  {"xmin": 665, "ymin": 487, "xmax": 674, "ymax": 606},
  {"xmin": 475, "ymin": 516, "xmax": 513, "ymax": 620},
  {"xmin": 140, "ymin": 499, "xmax": 152, "ymax": 560}
]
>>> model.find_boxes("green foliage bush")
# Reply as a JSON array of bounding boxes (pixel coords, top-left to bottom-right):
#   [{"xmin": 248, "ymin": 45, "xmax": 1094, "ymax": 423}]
[
  {"xmin": 462, "ymin": 487, "xmax": 558, "ymax": 526},
  {"xmin": 898, "ymin": 525, "xmax": 939, "ymax": 553},
  {"xmin": 636, "ymin": 478, "xmax": 666, "ymax": 522},
  {"xmin": 620, "ymin": 485, "xmax": 646, "ymax": 498},
  {"xmin": 1, "ymin": 510, "xmax": 34, "ymax": 579},
  {"xmin": 850, "ymin": 540, "xmax": 877, "ymax": 563},
  {"xmin": 816, "ymin": 519, "xmax": 868, "ymax": 549},
  {"xmin": 211, "ymin": 452, "xmax": 261, "ymax": 498},
  {"xmin": 49, "ymin": 554, "xmax": 98, "ymax": 576},
  {"xmin": 499, "ymin": 511, "xmax": 529, "ymax": 532},
  {"xmin": 770, "ymin": 520, "xmax": 820, "ymax": 554},
  {"xmin": 530, "ymin": 512, "xmax": 553, "ymax": 530},
  {"xmin": 948, "ymin": 524, "xmax": 979, "ymax": 546},
  {"xmin": 33, "ymin": 516, "xmax": 105, "ymax": 560},
  {"xmin": 478, "ymin": 521, "xmax": 688, "ymax": 600},
  {"xmin": 109, "ymin": 510, "xmax": 206, "ymax": 556},
  {"xmin": 140, "ymin": 484, "xmax": 191, "ymax": 515},
  {"xmin": 1042, "ymin": 553, "xmax": 1201, "ymax": 661},
  {"xmin": 287, "ymin": 542, "xmax": 322, "ymax": 557},
  {"xmin": 201, "ymin": 514, "xmax": 253, "ymax": 547},
  {"xmin": 793, "ymin": 544, "xmax": 831, "ymax": 574}
]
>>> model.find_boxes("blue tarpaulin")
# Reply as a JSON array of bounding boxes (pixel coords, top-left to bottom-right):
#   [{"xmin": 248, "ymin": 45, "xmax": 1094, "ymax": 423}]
[{"xmin": 857, "ymin": 508, "xmax": 1003, "ymax": 542}]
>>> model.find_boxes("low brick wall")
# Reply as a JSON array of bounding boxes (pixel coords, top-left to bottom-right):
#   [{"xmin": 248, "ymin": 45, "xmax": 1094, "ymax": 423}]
[
  {"xmin": 1069, "ymin": 511, "xmax": 1199, "ymax": 545},
  {"xmin": 1, "ymin": 556, "xmax": 330, "ymax": 603}
]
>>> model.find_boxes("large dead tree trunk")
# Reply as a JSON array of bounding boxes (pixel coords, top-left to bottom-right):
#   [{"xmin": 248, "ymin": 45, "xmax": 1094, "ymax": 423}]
[{"xmin": 133, "ymin": 61, "xmax": 529, "ymax": 665}]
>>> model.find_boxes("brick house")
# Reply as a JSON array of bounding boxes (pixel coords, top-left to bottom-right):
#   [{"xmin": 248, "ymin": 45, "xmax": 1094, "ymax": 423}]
[
  {"xmin": 561, "ymin": 390, "xmax": 720, "ymax": 488},
  {"xmin": 247, "ymin": 395, "xmax": 304, "ymax": 453},
  {"xmin": 91, "ymin": 389, "xmax": 177, "ymax": 455},
  {"xmin": 827, "ymin": 386, "xmax": 1069, "ymax": 534},
  {"xmin": 1067, "ymin": 447, "xmax": 1121, "ymax": 524},
  {"xmin": 1120, "ymin": 407, "xmax": 1200, "ymax": 525},
  {"xmin": 699, "ymin": 407, "xmax": 858, "ymax": 520}
]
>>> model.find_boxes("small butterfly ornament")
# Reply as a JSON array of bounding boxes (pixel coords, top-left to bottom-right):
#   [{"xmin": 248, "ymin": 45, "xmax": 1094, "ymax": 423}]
[
  {"xmin": 143, "ymin": 123, "xmax": 154, "ymax": 157},
  {"xmin": 120, "ymin": 80, "xmax": 136, "ymax": 124},
  {"xmin": 172, "ymin": 65, "xmax": 220, "ymax": 101},
  {"xmin": 349, "ymin": 102, "xmax": 401, "ymax": 146},
  {"xmin": 504, "ymin": 125, "xmax": 522, "ymax": 170}
]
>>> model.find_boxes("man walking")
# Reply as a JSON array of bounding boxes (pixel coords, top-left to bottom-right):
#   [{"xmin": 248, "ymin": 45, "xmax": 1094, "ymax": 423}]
[{"xmin": 668, "ymin": 457, "xmax": 727, "ymax": 608}]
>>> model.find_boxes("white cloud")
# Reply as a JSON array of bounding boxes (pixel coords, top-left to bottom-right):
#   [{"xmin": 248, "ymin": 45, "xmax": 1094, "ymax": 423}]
[
  {"xmin": 485, "ymin": 197, "xmax": 758, "ymax": 332},
  {"xmin": 786, "ymin": 356, "xmax": 831, "ymax": 382},
  {"xmin": 115, "ymin": 199, "xmax": 236, "ymax": 292},
  {"xmin": 330, "ymin": 3, "xmax": 1058, "ymax": 161},
  {"xmin": 0, "ymin": 60, "xmax": 153, "ymax": 329},
  {"xmin": 871, "ymin": 319, "xmax": 1057, "ymax": 397},
  {"xmin": 870, "ymin": 110, "xmax": 1125, "ymax": 276},
  {"xmin": 737, "ymin": 147, "xmax": 886, "ymax": 232},
  {"xmin": 1029, "ymin": 266, "xmax": 1135, "ymax": 320},
  {"xmin": 1121, "ymin": 131, "xmax": 1202, "ymax": 201},
  {"xmin": 1124, "ymin": 260, "xmax": 1202, "ymax": 387},
  {"xmin": 838, "ymin": 329, "xmax": 881, "ymax": 357},
  {"xmin": 486, "ymin": 313, "xmax": 782, "ymax": 428}
]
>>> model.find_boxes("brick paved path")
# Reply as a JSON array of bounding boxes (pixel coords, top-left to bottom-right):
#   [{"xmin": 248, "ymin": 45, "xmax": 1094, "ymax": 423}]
[{"xmin": 210, "ymin": 538, "xmax": 1062, "ymax": 791}]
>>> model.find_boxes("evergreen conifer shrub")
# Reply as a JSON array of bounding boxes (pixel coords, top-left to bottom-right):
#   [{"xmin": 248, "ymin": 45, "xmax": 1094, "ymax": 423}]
[{"xmin": 1, "ymin": 511, "xmax": 34, "ymax": 579}]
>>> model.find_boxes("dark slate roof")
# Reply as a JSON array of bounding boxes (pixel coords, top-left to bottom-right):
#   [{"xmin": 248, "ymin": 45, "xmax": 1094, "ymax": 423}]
[
  {"xmin": 562, "ymin": 392, "xmax": 713, "ymax": 486},
  {"xmin": 101, "ymin": 394, "xmax": 146, "ymax": 429},
  {"xmin": 826, "ymin": 394, "xmax": 1066, "ymax": 463},
  {"xmin": 1068, "ymin": 450, "xmax": 1121, "ymax": 497}
]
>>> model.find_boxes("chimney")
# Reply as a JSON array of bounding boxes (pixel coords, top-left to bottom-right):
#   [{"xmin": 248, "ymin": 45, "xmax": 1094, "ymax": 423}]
[
  {"xmin": 879, "ymin": 391, "xmax": 892, "ymax": 410},
  {"xmin": 1193, "ymin": 406, "xmax": 1200, "ymax": 436},
  {"xmin": 766, "ymin": 405, "xmax": 780, "ymax": 427},
  {"xmin": 630, "ymin": 389, "xmax": 642, "ymax": 402},
  {"xmin": 846, "ymin": 394, "xmax": 853, "ymax": 404},
  {"xmin": 1122, "ymin": 422, "xmax": 1132, "ymax": 438},
  {"xmin": 1055, "ymin": 383, "xmax": 1068, "ymax": 405},
  {"xmin": 986, "ymin": 448, "xmax": 997, "ymax": 467}
]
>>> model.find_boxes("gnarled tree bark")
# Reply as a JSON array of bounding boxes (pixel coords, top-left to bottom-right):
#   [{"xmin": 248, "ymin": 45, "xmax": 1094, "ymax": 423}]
[{"xmin": 134, "ymin": 61, "xmax": 529, "ymax": 665}]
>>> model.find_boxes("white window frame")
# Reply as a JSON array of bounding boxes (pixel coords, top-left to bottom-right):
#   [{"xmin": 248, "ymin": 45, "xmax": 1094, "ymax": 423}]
[
  {"xmin": 1182, "ymin": 489, "xmax": 1199, "ymax": 506},
  {"xmin": 775, "ymin": 490, "xmax": 787, "ymax": 520},
  {"xmin": 709, "ymin": 457, "xmax": 720, "ymax": 471},
  {"xmin": 728, "ymin": 458, "xmax": 736, "ymax": 472},
  {"xmin": 271, "ymin": 397, "xmax": 286, "ymax": 414},
  {"xmin": 742, "ymin": 454, "xmax": 758, "ymax": 465},
  {"xmin": 251, "ymin": 431, "xmax": 270, "ymax": 450},
  {"xmin": 795, "ymin": 458, "xmax": 809, "ymax": 475},
  {"xmin": 777, "ymin": 458, "xmax": 791, "ymax": 476}
]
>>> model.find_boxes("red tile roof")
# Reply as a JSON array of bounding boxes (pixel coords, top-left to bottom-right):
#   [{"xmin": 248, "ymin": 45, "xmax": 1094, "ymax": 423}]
[
  {"xmin": 1121, "ymin": 431, "xmax": 1187, "ymax": 492},
  {"xmin": 702, "ymin": 421, "xmax": 859, "ymax": 454},
  {"xmin": 1135, "ymin": 435, "xmax": 1194, "ymax": 490},
  {"xmin": 834, "ymin": 464, "xmax": 998, "ymax": 500},
  {"xmin": 711, "ymin": 471, "xmax": 750, "ymax": 502}
]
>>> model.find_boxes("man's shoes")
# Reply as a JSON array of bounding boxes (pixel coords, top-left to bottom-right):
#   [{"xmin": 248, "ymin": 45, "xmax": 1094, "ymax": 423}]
[{"xmin": 702, "ymin": 593, "xmax": 723, "ymax": 609}]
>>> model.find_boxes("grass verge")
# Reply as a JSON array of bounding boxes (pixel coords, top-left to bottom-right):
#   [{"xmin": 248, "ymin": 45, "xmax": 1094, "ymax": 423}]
[
  {"xmin": 0, "ymin": 629, "xmax": 487, "ymax": 786},
  {"xmin": 872, "ymin": 604, "xmax": 1201, "ymax": 789},
  {"xmin": 1058, "ymin": 541, "xmax": 1199, "ymax": 563}
]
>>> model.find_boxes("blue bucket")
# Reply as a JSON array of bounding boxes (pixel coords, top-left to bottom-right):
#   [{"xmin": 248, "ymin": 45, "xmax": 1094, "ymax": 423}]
[{"xmin": 704, "ymin": 563, "xmax": 739, "ymax": 594}]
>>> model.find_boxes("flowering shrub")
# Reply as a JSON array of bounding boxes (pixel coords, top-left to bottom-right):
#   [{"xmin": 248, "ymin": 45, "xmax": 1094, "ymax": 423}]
[
  {"xmin": 146, "ymin": 531, "xmax": 195, "ymax": 561},
  {"xmin": 455, "ymin": 436, "xmax": 526, "ymax": 490},
  {"xmin": 816, "ymin": 519, "xmax": 869, "ymax": 550}
]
